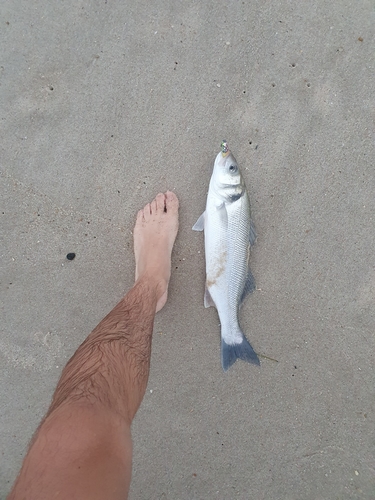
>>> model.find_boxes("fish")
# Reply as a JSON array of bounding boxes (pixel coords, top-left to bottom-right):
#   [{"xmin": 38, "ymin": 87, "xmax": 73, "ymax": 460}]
[{"xmin": 193, "ymin": 141, "xmax": 260, "ymax": 371}]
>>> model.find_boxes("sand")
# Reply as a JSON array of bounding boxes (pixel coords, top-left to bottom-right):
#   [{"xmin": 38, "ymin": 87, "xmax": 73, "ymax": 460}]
[{"xmin": 1, "ymin": 0, "xmax": 374, "ymax": 498}]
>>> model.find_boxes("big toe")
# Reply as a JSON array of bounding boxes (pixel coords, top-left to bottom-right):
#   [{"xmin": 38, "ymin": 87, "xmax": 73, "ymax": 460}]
[{"xmin": 165, "ymin": 191, "xmax": 179, "ymax": 211}]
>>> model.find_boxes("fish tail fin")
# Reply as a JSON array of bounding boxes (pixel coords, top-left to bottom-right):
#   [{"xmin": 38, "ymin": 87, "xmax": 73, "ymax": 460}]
[{"xmin": 221, "ymin": 335, "xmax": 260, "ymax": 372}]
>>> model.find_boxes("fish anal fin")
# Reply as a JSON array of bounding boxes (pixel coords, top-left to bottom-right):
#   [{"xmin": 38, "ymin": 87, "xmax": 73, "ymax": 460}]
[
  {"xmin": 204, "ymin": 287, "xmax": 215, "ymax": 308},
  {"xmin": 240, "ymin": 269, "xmax": 256, "ymax": 306},
  {"xmin": 192, "ymin": 212, "xmax": 205, "ymax": 231}
]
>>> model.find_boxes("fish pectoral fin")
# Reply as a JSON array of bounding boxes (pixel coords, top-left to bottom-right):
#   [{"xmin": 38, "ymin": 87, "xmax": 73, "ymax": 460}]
[
  {"xmin": 249, "ymin": 220, "xmax": 257, "ymax": 246},
  {"xmin": 240, "ymin": 270, "xmax": 256, "ymax": 306},
  {"xmin": 204, "ymin": 287, "xmax": 215, "ymax": 308},
  {"xmin": 192, "ymin": 212, "xmax": 205, "ymax": 231}
]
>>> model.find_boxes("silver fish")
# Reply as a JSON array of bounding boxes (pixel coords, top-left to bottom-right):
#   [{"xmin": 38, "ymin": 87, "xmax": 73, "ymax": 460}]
[{"xmin": 193, "ymin": 141, "xmax": 260, "ymax": 371}]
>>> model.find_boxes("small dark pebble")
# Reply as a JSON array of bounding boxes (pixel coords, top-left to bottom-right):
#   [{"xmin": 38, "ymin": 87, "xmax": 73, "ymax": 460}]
[{"xmin": 66, "ymin": 253, "xmax": 76, "ymax": 261}]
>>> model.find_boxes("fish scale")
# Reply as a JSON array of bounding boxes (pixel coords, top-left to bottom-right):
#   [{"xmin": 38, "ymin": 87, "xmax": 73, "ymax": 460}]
[{"xmin": 227, "ymin": 196, "xmax": 249, "ymax": 327}]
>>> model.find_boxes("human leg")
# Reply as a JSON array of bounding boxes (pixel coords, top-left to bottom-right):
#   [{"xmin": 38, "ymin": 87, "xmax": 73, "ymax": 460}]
[{"xmin": 8, "ymin": 191, "xmax": 179, "ymax": 500}]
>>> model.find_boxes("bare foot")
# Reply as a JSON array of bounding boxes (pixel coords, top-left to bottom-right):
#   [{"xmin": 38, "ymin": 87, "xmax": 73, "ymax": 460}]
[{"xmin": 134, "ymin": 191, "xmax": 179, "ymax": 312}]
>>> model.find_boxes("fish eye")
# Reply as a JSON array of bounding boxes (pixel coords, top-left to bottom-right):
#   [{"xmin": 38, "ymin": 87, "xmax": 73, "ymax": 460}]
[{"xmin": 229, "ymin": 165, "xmax": 237, "ymax": 172}]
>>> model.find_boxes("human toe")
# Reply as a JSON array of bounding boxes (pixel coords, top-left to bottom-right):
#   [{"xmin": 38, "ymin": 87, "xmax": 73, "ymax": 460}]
[
  {"xmin": 143, "ymin": 202, "xmax": 152, "ymax": 221},
  {"xmin": 155, "ymin": 192, "xmax": 166, "ymax": 213},
  {"xmin": 165, "ymin": 191, "xmax": 179, "ymax": 211}
]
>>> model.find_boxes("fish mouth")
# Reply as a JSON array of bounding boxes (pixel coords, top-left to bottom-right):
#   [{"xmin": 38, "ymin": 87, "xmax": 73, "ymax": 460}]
[{"xmin": 215, "ymin": 150, "xmax": 236, "ymax": 167}]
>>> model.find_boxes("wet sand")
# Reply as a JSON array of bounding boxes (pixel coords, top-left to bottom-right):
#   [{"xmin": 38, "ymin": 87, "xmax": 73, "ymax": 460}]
[{"xmin": 1, "ymin": 1, "xmax": 374, "ymax": 498}]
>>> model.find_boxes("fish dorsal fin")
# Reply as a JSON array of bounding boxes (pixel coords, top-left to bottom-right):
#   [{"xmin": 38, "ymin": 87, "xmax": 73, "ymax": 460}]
[
  {"xmin": 192, "ymin": 212, "xmax": 205, "ymax": 231},
  {"xmin": 240, "ymin": 270, "xmax": 256, "ymax": 306},
  {"xmin": 249, "ymin": 220, "xmax": 257, "ymax": 246}
]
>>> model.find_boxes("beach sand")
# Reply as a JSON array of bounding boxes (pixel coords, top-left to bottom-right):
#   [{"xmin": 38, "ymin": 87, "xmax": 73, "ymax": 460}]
[{"xmin": 1, "ymin": 1, "xmax": 374, "ymax": 497}]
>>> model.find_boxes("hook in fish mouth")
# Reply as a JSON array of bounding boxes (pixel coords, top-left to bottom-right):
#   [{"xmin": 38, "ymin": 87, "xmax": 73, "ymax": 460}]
[{"xmin": 221, "ymin": 140, "xmax": 229, "ymax": 154}]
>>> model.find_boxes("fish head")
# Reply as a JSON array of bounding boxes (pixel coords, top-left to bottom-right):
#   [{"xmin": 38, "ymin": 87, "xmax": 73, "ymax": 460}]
[{"xmin": 211, "ymin": 143, "xmax": 246, "ymax": 202}]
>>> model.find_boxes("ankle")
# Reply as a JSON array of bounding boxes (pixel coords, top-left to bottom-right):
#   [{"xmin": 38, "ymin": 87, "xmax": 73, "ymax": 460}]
[{"xmin": 135, "ymin": 273, "xmax": 167, "ymax": 302}]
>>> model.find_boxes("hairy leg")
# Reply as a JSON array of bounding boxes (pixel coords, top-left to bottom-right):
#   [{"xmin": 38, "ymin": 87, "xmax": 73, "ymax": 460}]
[{"xmin": 8, "ymin": 191, "xmax": 179, "ymax": 500}]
